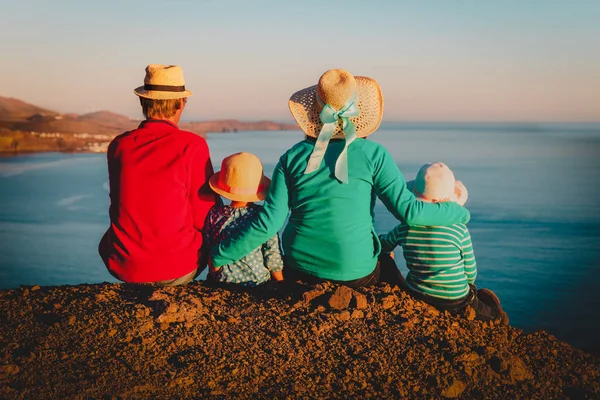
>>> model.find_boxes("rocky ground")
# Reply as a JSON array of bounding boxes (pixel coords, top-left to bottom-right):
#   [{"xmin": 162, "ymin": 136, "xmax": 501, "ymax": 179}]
[{"xmin": 0, "ymin": 280, "xmax": 598, "ymax": 399}]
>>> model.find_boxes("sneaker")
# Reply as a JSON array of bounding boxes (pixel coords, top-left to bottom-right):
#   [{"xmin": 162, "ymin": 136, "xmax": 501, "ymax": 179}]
[{"xmin": 477, "ymin": 288, "xmax": 509, "ymax": 326}]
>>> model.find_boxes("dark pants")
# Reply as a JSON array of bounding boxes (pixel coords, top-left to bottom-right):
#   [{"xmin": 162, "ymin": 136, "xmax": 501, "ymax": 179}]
[
  {"xmin": 284, "ymin": 257, "xmax": 404, "ymax": 289},
  {"xmin": 407, "ymin": 284, "xmax": 499, "ymax": 321}
]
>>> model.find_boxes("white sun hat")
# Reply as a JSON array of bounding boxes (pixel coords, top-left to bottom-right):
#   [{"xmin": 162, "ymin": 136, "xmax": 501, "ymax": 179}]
[{"xmin": 407, "ymin": 162, "xmax": 468, "ymax": 206}]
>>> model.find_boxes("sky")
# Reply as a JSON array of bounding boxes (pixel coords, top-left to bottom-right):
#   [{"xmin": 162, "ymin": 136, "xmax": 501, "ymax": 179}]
[{"xmin": 1, "ymin": 0, "xmax": 599, "ymax": 122}]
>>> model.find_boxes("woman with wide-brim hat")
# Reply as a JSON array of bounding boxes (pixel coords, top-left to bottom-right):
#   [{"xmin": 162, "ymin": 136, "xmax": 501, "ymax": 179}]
[{"xmin": 211, "ymin": 69, "xmax": 470, "ymax": 287}]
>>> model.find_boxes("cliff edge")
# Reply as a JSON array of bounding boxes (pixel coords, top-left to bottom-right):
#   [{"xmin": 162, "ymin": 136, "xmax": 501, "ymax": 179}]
[{"xmin": 0, "ymin": 281, "xmax": 598, "ymax": 399}]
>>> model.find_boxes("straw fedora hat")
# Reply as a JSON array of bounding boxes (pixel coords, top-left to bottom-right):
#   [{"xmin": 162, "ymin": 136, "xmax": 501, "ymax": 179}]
[
  {"xmin": 289, "ymin": 69, "xmax": 384, "ymax": 139},
  {"xmin": 134, "ymin": 64, "xmax": 193, "ymax": 100},
  {"xmin": 209, "ymin": 152, "xmax": 271, "ymax": 202},
  {"xmin": 407, "ymin": 162, "xmax": 468, "ymax": 206}
]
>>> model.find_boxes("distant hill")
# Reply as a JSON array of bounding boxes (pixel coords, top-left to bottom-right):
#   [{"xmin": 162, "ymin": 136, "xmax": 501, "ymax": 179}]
[
  {"xmin": 0, "ymin": 96, "xmax": 298, "ymax": 137},
  {"xmin": 0, "ymin": 96, "xmax": 58, "ymax": 121},
  {"xmin": 76, "ymin": 110, "xmax": 133, "ymax": 125}
]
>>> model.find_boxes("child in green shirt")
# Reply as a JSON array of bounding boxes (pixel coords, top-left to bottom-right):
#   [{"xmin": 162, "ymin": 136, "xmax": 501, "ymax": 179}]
[{"xmin": 379, "ymin": 162, "xmax": 509, "ymax": 324}]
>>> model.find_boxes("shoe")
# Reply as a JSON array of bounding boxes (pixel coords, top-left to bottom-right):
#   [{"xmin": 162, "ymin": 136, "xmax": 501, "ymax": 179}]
[{"xmin": 477, "ymin": 288, "xmax": 509, "ymax": 326}]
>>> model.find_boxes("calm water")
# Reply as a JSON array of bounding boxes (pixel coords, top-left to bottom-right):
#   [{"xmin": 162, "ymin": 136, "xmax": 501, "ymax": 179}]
[{"xmin": 1, "ymin": 124, "xmax": 599, "ymax": 354}]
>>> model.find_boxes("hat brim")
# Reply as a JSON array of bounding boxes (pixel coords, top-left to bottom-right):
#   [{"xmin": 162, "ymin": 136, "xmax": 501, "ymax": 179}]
[
  {"xmin": 134, "ymin": 86, "xmax": 193, "ymax": 100},
  {"xmin": 209, "ymin": 173, "xmax": 271, "ymax": 203},
  {"xmin": 288, "ymin": 76, "xmax": 384, "ymax": 139},
  {"xmin": 406, "ymin": 179, "xmax": 468, "ymax": 207}
]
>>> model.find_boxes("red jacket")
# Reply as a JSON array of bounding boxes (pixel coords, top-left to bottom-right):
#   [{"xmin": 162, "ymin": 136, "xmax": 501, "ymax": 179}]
[{"xmin": 99, "ymin": 119, "xmax": 218, "ymax": 282}]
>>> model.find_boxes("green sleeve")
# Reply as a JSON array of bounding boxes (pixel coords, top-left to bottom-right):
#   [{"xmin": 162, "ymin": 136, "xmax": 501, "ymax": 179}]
[
  {"xmin": 372, "ymin": 146, "xmax": 470, "ymax": 226},
  {"xmin": 378, "ymin": 226, "xmax": 403, "ymax": 254},
  {"xmin": 462, "ymin": 228, "xmax": 477, "ymax": 284},
  {"xmin": 212, "ymin": 157, "xmax": 290, "ymax": 267}
]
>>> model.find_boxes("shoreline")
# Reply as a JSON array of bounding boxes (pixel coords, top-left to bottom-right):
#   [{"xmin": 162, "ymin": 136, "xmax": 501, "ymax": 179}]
[{"xmin": 0, "ymin": 280, "xmax": 598, "ymax": 398}]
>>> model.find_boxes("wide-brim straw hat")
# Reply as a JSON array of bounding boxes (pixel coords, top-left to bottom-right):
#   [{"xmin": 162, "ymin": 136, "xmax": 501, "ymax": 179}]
[
  {"xmin": 407, "ymin": 162, "xmax": 468, "ymax": 206},
  {"xmin": 288, "ymin": 69, "xmax": 384, "ymax": 139},
  {"xmin": 209, "ymin": 152, "xmax": 271, "ymax": 202},
  {"xmin": 134, "ymin": 64, "xmax": 193, "ymax": 100}
]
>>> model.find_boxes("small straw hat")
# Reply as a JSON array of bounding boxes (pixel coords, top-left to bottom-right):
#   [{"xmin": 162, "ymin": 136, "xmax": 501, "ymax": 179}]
[
  {"xmin": 407, "ymin": 162, "xmax": 468, "ymax": 206},
  {"xmin": 134, "ymin": 64, "xmax": 193, "ymax": 100},
  {"xmin": 209, "ymin": 152, "xmax": 271, "ymax": 202},
  {"xmin": 288, "ymin": 69, "xmax": 384, "ymax": 139}
]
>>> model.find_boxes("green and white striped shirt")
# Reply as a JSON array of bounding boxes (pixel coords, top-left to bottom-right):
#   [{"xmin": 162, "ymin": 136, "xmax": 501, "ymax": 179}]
[{"xmin": 379, "ymin": 224, "xmax": 476, "ymax": 300}]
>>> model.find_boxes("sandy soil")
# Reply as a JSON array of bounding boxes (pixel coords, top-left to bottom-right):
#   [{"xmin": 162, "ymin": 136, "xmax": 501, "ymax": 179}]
[{"xmin": 0, "ymin": 280, "xmax": 598, "ymax": 399}]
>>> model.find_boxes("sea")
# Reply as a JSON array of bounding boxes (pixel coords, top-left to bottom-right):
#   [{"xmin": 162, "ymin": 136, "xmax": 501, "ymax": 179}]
[{"xmin": 1, "ymin": 123, "xmax": 599, "ymax": 355}]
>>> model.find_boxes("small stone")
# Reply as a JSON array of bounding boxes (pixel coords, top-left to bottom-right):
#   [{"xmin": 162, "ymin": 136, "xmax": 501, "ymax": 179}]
[
  {"xmin": 303, "ymin": 287, "xmax": 325, "ymax": 304},
  {"xmin": 353, "ymin": 291, "xmax": 368, "ymax": 309},
  {"xmin": 31, "ymin": 285, "xmax": 40, "ymax": 291},
  {"xmin": 337, "ymin": 311, "xmax": 351, "ymax": 321},
  {"xmin": 508, "ymin": 356, "xmax": 533, "ymax": 382},
  {"xmin": 455, "ymin": 352, "xmax": 479, "ymax": 363},
  {"xmin": 442, "ymin": 380, "xmax": 466, "ymax": 398},
  {"xmin": 382, "ymin": 295, "xmax": 396, "ymax": 310},
  {"xmin": 464, "ymin": 306, "xmax": 476, "ymax": 321},
  {"xmin": 0, "ymin": 365, "xmax": 20, "ymax": 375},
  {"xmin": 328, "ymin": 286, "xmax": 353, "ymax": 310}
]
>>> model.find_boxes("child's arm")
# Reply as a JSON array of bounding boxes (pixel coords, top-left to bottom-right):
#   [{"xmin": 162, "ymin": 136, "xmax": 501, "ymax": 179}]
[
  {"xmin": 372, "ymin": 146, "xmax": 470, "ymax": 226},
  {"xmin": 462, "ymin": 228, "xmax": 477, "ymax": 284},
  {"xmin": 378, "ymin": 224, "xmax": 409, "ymax": 254},
  {"xmin": 212, "ymin": 156, "xmax": 290, "ymax": 268},
  {"xmin": 261, "ymin": 234, "xmax": 285, "ymax": 281}
]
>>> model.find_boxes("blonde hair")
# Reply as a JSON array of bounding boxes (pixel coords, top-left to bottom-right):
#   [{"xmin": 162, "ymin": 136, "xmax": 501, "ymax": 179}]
[{"xmin": 139, "ymin": 97, "xmax": 183, "ymax": 119}]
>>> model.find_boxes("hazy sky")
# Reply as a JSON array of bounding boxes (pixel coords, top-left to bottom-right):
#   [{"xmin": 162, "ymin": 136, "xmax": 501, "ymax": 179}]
[{"xmin": 1, "ymin": 0, "xmax": 599, "ymax": 122}]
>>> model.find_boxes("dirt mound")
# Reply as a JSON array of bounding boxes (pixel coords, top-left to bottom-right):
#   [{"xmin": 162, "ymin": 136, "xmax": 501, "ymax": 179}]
[{"xmin": 0, "ymin": 281, "xmax": 598, "ymax": 399}]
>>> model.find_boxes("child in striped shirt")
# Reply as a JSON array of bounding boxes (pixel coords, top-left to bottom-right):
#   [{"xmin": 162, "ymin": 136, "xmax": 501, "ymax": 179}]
[{"xmin": 379, "ymin": 162, "xmax": 508, "ymax": 324}]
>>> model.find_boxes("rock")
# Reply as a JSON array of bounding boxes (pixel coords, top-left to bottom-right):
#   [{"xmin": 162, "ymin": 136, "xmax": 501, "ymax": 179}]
[
  {"xmin": 0, "ymin": 365, "xmax": 20, "ymax": 376},
  {"xmin": 508, "ymin": 356, "xmax": 533, "ymax": 383},
  {"xmin": 455, "ymin": 351, "xmax": 479, "ymax": 363},
  {"xmin": 442, "ymin": 380, "xmax": 466, "ymax": 398},
  {"xmin": 353, "ymin": 291, "xmax": 368, "ymax": 309},
  {"xmin": 328, "ymin": 286, "xmax": 353, "ymax": 310},
  {"xmin": 303, "ymin": 287, "xmax": 326, "ymax": 304},
  {"xmin": 337, "ymin": 311, "xmax": 351, "ymax": 321},
  {"xmin": 382, "ymin": 295, "xmax": 396, "ymax": 310},
  {"xmin": 463, "ymin": 306, "xmax": 476, "ymax": 321}
]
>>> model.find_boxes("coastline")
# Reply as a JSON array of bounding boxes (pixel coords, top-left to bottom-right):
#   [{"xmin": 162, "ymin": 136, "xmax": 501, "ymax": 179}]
[{"xmin": 0, "ymin": 280, "xmax": 598, "ymax": 399}]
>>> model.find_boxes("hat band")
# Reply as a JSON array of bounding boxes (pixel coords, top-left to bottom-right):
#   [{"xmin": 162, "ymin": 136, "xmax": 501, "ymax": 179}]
[
  {"xmin": 143, "ymin": 84, "xmax": 186, "ymax": 92},
  {"xmin": 219, "ymin": 181, "xmax": 265, "ymax": 195}
]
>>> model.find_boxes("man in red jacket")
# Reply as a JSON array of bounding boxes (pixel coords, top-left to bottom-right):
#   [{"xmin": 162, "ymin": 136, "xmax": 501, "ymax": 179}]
[{"xmin": 98, "ymin": 64, "xmax": 219, "ymax": 285}]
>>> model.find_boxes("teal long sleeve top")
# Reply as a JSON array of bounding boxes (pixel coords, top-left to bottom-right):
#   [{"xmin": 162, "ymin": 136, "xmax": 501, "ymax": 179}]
[{"xmin": 212, "ymin": 138, "xmax": 470, "ymax": 281}]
